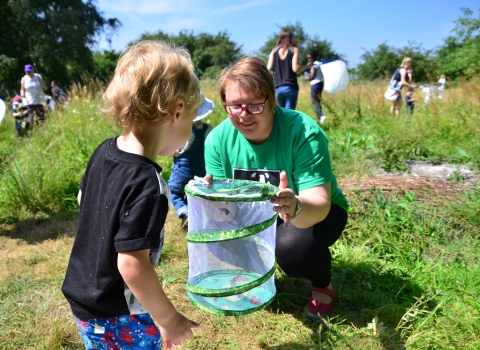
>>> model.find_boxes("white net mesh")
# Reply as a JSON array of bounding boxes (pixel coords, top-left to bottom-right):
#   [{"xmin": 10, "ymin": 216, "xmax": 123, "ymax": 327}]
[
  {"xmin": 187, "ymin": 227, "xmax": 276, "ymax": 283},
  {"xmin": 187, "ymin": 195, "xmax": 277, "ymax": 233}
]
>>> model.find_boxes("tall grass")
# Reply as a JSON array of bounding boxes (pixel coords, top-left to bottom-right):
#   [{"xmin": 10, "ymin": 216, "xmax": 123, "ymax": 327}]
[{"xmin": 0, "ymin": 79, "xmax": 478, "ymax": 349}]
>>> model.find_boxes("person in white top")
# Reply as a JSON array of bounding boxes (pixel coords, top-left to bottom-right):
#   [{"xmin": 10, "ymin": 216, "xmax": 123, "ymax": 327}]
[
  {"xmin": 20, "ymin": 64, "xmax": 47, "ymax": 124},
  {"xmin": 304, "ymin": 51, "xmax": 326, "ymax": 123},
  {"xmin": 437, "ymin": 74, "xmax": 446, "ymax": 100}
]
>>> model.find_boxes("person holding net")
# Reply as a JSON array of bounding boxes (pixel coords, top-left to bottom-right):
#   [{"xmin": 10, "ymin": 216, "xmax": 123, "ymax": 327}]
[{"xmin": 204, "ymin": 57, "xmax": 348, "ymax": 318}]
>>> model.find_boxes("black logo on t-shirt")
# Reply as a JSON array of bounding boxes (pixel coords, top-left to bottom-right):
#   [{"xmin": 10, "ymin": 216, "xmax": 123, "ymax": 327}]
[{"xmin": 233, "ymin": 168, "xmax": 281, "ymax": 186}]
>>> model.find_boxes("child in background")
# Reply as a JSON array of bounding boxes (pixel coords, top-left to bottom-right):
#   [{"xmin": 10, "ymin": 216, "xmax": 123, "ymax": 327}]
[
  {"xmin": 61, "ymin": 41, "xmax": 201, "ymax": 349},
  {"xmin": 406, "ymin": 88, "xmax": 416, "ymax": 116},
  {"xmin": 304, "ymin": 50, "xmax": 326, "ymax": 123},
  {"xmin": 11, "ymin": 95, "xmax": 30, "ymax": 138},
  {"xmin": 168, "ymin": 92, "xmax": 214, "ymax": 230}
]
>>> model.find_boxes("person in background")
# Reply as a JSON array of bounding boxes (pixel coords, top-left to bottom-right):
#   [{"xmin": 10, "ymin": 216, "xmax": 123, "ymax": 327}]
[
  {"xmin": 20, "ymin": 64, "xmax": 47, "ymax": 125},
  {"xmin": 304, "ymin": 50, "xmax": 326, "ymax": 123},
  {"xmin": 61, "ymin": 40, "xmax": 201, "ymax": 349},
  {"xmin": 168, "ymin": 92, "xmax": 214, "ymax": 230},
  {"xmin": 267, "ymin": 29, "xmax": 311, "ymax": 110},
  {"xmin": 437, "ymin": 74, "xmax": 446, "ymax": 100},
  {"xmin": 388, "ymin": 57, "xmax": 418, "ymax": 116},
  {"xmin": 51, "ymin": 80, "xmax": 69, "ymax": 107},
  {"xmin": 205, "ymin": 57, "xmax": 348, "ymax": 318},
  {"xmin": 405, "ymin": 88, "xmax": 416, "ymax": 116},
  {"xmin": 11, "ymin": 95, "xmax": 30, "ymax": 139}
]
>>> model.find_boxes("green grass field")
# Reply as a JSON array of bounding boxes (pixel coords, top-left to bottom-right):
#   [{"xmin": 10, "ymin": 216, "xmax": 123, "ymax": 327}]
[{"xmin": 0, "ymin": 79, "xmax": 479, "ymax": 349}]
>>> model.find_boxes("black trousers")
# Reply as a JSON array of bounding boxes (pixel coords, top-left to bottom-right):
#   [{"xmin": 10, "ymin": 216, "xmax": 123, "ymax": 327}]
[
  {"xmin": 276, "ymin": 204, "xmax": 348, "ymax": 288},
  {"xmin": 204, "ymin": 204, "xmax": 348, "ymax": 289}
]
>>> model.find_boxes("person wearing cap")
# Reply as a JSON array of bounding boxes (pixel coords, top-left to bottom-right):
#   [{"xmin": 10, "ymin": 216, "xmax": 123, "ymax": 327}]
[
  {"xmin": 168, "ymin": 92, "xmax": 215, "ymax": 230},
  {"xmin": 20, "ymin": 64, "xmax": 47, "ymax": 125}
]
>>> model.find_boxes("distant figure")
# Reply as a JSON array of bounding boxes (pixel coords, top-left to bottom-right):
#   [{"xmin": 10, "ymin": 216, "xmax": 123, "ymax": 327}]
[
  {"xmin": 11, "ymin": 95, "xmax": 30, "ymax": 138},
  {"xmin": 437, "ymin": 74, "xmax": 446, "ymax": 100},
  {"xmin": 267, "ymin": 29, "xmax": 311, "ymax": 110},
  {"xmin": 304, "ymin": 50, "xmax": 326, "ymax": 123},
  {"xmin": 168, "ymin": 92, "xmax": 214, "ymax": 230},
  {"xmin": 388, "ymin": 57, "xmax": 418, "ymax": 116},
  {"xmin": 405, "ymin": 88, "xmax": 416, "ymax": 116},
  {"xmin": 20, "ymin": 64, "xmax": 47, "ymax": 124},
  {"xmin": 51, "ymin": 80, "xmax": 69, "ymax": 107}
]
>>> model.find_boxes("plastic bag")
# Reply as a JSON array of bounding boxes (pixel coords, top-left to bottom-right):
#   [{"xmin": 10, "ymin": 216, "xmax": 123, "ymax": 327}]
[
  {"xmin": 320, "ymin": 58, "xmax": 349, "ymax": 94},
  {"xmin": 384, "ymin": 87, "xmax": 399, "ymax": 101}
]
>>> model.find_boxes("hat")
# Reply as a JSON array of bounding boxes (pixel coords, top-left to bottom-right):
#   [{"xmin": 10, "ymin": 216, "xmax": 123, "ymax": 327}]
[
  {"xmin": 193, "ymin": 92, "xmax": 214, "ymax": 122},
  {"xmin": 12, "ymin": 95, "xmax": 22, "ymax": 103},
  {"xmin": 24, "ymin": 64, "xmax": 33, "ymax": 72}
]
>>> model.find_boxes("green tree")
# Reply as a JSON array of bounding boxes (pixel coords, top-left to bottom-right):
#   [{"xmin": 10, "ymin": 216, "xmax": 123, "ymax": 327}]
[
  {"xmin": 436, "ymin": 7, "xmax": 480, "ymax": 80},
  {"xmin": 256, "ymin": 22, "xmax": 342, "ymax": 66},
  {"xmin": 92, "ymin": 50, "xmax": 121, "ymax": 83},
  {"xmin": 355, "ymin": 42, "xmax": 436, "ymax": 83},
  {"xmin": 131, "ymin": 30, "xmax": 242, "ymax": 79},
  {"xmin": 355, "ymin": 43, "xmax": 399, "ymax": 81},
  {"xmin": 0, "ymin": 0, "xmax": 120, "ymax": 92}
]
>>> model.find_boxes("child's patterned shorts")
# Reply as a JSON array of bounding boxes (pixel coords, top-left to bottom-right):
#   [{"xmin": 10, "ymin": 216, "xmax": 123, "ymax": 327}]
[{"xmin": 74, "ymin": 313, "xmax": 161, "ymax": 349}]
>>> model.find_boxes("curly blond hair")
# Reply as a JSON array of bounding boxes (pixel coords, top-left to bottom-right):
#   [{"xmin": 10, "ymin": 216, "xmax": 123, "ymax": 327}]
[{"xmin": 102, "ymin": 40, "xmax": 201, "ymax": 129}]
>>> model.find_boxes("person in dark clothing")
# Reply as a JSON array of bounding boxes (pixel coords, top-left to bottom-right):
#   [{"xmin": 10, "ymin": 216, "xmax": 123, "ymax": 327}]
[
  {"xmin": 304, "ymin": 50, "xmax": 327, "ymax": 123},
  {"xmin": 405, "ymin": 88, "xmax": 416, "ymax": 116},
  {"xmin": 267, "ymin": 29, "xmax": 311, "ymax": 110},
  {"xmin": 61, "ymin": 40, "xmax": 201, "ymax": 349}
]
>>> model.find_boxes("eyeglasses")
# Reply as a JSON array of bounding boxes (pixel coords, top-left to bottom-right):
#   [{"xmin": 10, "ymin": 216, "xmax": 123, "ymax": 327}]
[{"xmin": 223, "ymin": 97, "xmax": 268, "ymax": 116}]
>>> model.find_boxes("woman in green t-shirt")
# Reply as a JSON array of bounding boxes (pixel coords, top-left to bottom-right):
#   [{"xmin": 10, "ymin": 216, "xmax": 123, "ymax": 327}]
[{"xmin": 204, "ymin": 57, "xmax": 348, "ymax": 318}]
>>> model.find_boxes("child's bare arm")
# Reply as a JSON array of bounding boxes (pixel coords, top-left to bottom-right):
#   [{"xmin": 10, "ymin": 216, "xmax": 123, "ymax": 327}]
[{"xmin": 118, "ymin": 250, "xmax": 199, "ymax": 347}]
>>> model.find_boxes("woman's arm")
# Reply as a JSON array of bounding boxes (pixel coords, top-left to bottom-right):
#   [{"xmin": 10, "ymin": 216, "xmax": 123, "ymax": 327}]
[
  {"xmin": 39, "ymin": 76, "xmax": 46, "ymax": 90},
  {"xmin": 267, "ymin": 48, "xmax": 275, "ymax": 72},
  {"xmin": 20, "ymin": 83, "xmax": 25, "ymax": 97},
  {"xmin": 400, "ymin": 68, "xmax": 417, "ymax": 89},
  {"xmin": 292, "ymin": 47, "xmax": 311, "ymax": 73},
  {"xmin": 304, "ymin": 66, "xmax": 316, "ymax": 81}
]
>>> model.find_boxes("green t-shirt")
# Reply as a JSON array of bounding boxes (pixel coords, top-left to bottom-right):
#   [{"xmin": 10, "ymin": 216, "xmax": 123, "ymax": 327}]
[{"xmin": 204, "ymin": 106, "xmax": 348, "ymax": 211}]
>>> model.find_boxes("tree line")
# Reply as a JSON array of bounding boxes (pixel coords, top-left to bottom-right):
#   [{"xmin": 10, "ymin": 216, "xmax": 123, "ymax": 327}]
[{"xmin": 1, "ymin": 2, "xmax": 478, "ymax": 95}]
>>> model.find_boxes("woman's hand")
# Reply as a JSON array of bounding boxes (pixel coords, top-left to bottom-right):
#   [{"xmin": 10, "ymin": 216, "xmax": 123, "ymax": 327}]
[{"xmin": 270, "ymin": 171, "xmax": 297, "ymax": 227}]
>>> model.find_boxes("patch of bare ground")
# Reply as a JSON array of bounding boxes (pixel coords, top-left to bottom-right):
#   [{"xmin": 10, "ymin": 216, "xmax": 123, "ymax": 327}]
[{"xmin": 339, "ymin": 160, "xmax": 479, "ymax": 201}]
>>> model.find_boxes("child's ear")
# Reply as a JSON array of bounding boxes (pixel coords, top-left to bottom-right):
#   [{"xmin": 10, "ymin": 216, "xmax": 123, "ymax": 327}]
[{"xmin": 171, "ymin": 99, "xmax": 185, "ymax": 124}]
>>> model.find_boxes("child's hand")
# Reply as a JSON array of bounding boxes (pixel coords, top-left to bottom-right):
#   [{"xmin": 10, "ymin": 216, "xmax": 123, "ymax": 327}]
[{"xmin": 160, "ymin": 312, "xmax": 200, "ymax": 348}]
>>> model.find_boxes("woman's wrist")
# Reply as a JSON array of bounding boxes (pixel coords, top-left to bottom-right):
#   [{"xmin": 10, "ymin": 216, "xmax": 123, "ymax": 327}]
[{"xmin": 291, "ymin": 196, "xmax": 302, "ymax": 219}]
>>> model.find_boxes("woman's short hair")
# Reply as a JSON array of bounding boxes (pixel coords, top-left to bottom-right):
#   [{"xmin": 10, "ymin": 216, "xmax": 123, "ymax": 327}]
[
  {"xmin": 218, "ymin": 56, "xmax": 275, "ymax": 110},
  {"xmin": 275, "ymin": 29, "xmax": 297, "ymax": 48},
  {"xmin": 102, "ymin": 40, "xmax": 201, "ymax": 129},
  {"xmin": 401, "ymin": 57, "xmax": 412, "ymax": 67}
]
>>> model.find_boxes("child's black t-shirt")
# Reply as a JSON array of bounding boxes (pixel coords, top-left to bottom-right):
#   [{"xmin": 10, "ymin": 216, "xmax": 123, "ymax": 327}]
[{"xmin": 62, "ymin": 138, "xmax": 169, "ymax": 319}]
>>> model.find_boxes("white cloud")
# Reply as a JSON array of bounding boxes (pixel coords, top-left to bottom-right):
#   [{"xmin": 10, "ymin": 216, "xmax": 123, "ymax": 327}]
[
  {"xmin": 210, "ymin": 0, "xmax": 275, "ymax": 15},
  {"xmin": 97, "ymin": 0, "xmax": 198, "ymax": 16}
]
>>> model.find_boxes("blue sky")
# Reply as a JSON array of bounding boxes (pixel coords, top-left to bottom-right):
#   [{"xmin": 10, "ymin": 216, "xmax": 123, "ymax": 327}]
[{"xmin": 96, "ymin": 0, "xmax": 479, "ymax": 67}]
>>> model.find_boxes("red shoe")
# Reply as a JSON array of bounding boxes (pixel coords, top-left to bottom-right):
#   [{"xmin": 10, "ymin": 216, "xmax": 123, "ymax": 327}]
[{"xmin": 306, "ymin": 285, "xmax": 336, "ymax": 318}]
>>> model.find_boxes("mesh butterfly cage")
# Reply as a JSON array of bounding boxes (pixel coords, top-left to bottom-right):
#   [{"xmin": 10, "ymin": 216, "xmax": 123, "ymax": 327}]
[{"xmin": 185, "ymin": 179, "xmax": 279, "ymax": 316}]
